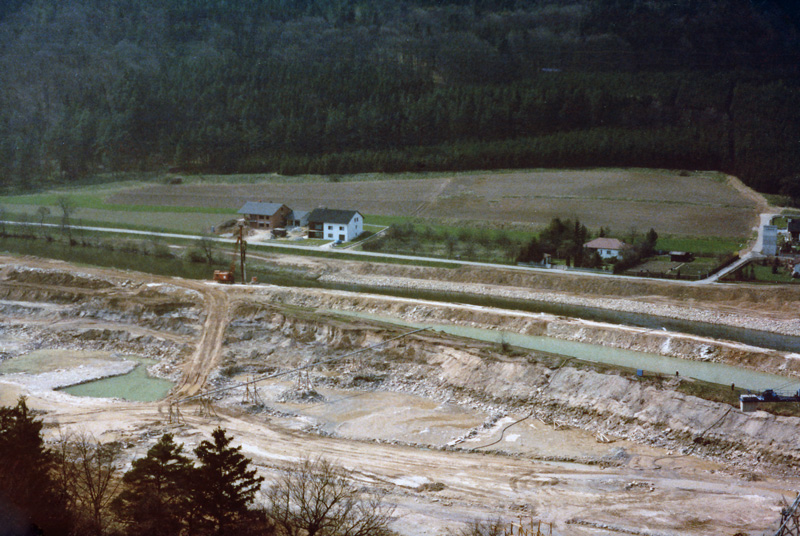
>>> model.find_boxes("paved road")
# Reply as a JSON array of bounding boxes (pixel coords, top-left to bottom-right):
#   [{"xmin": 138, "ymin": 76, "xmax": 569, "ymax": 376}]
[
  {"xmin": 1, "ymin": 218, "xmax": 771, "ymax": 286},
  {"xmin": 1, "ymin": 220, "xmax": 642, "ymax": 279},
  {"xmin": 694, "ymin": 212, "xmax": 777, "ymax": 283}
]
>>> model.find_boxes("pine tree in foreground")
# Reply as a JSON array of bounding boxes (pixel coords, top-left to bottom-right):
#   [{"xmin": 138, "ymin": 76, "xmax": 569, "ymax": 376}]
[
  {"xmin": 114, "ymin": 433, "xmax": 194, "ymax": 536},
  {"xmin": 192, "ymin": 427, "xmax": 265, "ymax": 536},
  {"xmin": 0, "ymin": 397, "xmax": 72, "ymax": 536}
]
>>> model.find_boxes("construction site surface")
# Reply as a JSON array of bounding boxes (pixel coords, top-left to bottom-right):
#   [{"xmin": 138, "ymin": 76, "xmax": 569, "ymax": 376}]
[{"xmin": 2, "ymin": 253, "xmax": 800, "ymax": 536}]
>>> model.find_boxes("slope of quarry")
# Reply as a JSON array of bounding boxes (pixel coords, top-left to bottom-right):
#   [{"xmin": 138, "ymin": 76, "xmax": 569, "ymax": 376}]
[{"xmin": 1, "ymin": 254, "xmax": 799, "ymax": 535}]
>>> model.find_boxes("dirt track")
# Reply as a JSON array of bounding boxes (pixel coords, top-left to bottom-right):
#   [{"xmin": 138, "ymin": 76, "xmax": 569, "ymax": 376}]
[
  {"xmin": 2, "ymin": 254, "xmax": 799, "ymax": 535},
  {"xmin": 170, "ymin": 282, "xmax": 228, "ymax": 399}
]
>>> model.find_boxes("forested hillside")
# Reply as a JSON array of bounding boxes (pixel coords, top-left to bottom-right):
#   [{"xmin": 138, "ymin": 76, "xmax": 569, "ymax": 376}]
[{"xmin": 1, "ymin": 0, "xmax": 799, "ymax": 195}]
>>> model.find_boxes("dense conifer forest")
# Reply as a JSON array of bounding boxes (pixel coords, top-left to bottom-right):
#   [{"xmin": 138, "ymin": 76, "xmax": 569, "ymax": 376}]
[{"xmin": 1, "ymin": 0, "xmax": 799, "ymax": 195}]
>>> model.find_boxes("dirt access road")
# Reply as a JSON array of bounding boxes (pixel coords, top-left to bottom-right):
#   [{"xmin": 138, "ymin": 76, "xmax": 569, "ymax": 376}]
[
  {"xmin": 169, "ymin": 281, "xmax": 228, "ymax": 399},
  {"xmin": 1, "ymin": 254, "xmax": 798, "ymax": 536}
]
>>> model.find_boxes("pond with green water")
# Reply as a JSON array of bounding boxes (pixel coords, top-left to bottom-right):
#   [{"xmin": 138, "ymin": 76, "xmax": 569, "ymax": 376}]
[
  {"xmin": 61, "ymin": 358, "xmax": 174, "ymax": 402},
  {"xmin": 0, "ymin": 349, "xmax": 174, "ymax": 402}
]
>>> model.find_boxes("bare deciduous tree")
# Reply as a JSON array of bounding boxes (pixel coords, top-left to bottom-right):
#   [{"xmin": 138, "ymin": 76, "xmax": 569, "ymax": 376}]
[
  {"xmin": 37, "ymin": 205, "xmax": 50, "ymax": 226},
  {"xmin": 36, "ymin": 205, "xmax": 51, "ymax": 239},
  {"xmin": 267, "ymin": 457, "xmax": 394, "ymax": 536},
  {"xmin": 448, "ymin": 518, "xmax": 505, "ymax": 536},
  {"xmin": 198, "ymin": 236, "xmax": 216, "ymax": 264},
  {"xmin": 57, "ymin": 196, "xmax": 76, "ymax": 243},
  {"xmin": 55, "ymin": 432, "xmax": 122, "ymax": 536}
]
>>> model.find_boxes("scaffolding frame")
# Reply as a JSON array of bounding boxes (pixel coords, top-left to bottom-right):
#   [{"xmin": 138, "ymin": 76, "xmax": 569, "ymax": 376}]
[{"xmin": 776, "ymin": 494, "xmax": 800, "ymax": 536}]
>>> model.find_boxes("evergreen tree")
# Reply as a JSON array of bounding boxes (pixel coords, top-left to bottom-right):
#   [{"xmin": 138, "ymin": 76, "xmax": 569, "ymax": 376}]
[
  {"xmin": 114, "ymin": 433, "xmax": 194, "ymax": 536},
  {"xmin": 191, "ymin": 427, "xmax": 265, "ymax": 536},
  {"xmin": 642, "ymin": 228, "xmax": 659, "ymax": 256},
  {"xmin": 781, "ymin": 175, "xmax": 800, "ymax": 207},
  {"xmin": 0, "ymin": 397, "xmax": 72, "ymax": 536},
  {"xmin": 516, "ymin": 236, "xmax": 544, "ymax": 263}
]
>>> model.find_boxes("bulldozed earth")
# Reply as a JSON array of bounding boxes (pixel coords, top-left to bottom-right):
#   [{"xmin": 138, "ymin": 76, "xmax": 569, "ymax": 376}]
[{"xmin": 2, "ymin": 253, "xmax": 800, "ymax": 535}]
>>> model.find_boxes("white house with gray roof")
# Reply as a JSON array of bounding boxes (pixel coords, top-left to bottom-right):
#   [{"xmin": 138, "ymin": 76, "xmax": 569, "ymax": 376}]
[{"xmin": 307, "ymin": 208, "xmax": 363, "ymax": 242}]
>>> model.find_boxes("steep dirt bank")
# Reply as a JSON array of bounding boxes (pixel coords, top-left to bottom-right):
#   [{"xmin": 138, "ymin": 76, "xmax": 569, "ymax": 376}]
[
  {"xmin": 0, "ymin": 266, "xmax": 204, "ymax": 335},
  {"xmin": 0, "ymin": 264, "xmax": 203, "ymax": 371}
]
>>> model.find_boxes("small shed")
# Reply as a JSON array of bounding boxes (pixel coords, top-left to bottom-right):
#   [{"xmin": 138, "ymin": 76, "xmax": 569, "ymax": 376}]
[
  {"xmin": 788, "ymin": 218, "xmax": 800, "ymax": 242},
  {"xmin": 669, "ymin": 251, "xmax": 694, "ymax": 262}
]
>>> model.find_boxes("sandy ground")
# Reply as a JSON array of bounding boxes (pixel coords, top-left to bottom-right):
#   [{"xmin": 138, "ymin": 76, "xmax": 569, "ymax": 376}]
[{"xmin": 1, "ymin": 254, "xmax": 799, "ymax": 535}]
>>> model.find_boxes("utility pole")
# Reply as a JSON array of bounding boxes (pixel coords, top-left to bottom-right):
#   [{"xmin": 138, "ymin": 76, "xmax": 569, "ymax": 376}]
[{"xmin": 236, "ymin": 223, "xmax": 247, "ymax": 284}]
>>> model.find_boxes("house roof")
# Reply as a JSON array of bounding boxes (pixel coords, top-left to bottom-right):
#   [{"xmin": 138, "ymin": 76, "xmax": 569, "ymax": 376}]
[
  {"xmin": 289, "ymin": 210, "xmax": 309, "ymax": 220},
  {"xmin": 237, "ymin": 202, "xmax": 287, "ymax": 216},
  {"xmin": 307, "ymin": 208, "xmax": 361, "ymax": 224},
  {"xmin": 584, "ymin": 237, "xmax": 627, "ymax": 250}
]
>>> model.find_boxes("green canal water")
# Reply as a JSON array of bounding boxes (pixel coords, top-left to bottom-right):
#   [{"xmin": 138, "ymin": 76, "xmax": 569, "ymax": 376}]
[{"xmin": 328, "ymin": 309, "xmax": 800, "ymax": 393}]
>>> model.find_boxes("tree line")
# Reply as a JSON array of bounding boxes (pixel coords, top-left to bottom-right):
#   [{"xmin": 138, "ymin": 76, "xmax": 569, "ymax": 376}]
[
  {"xmin": 0, "ymin": 0, "xmax": 798, "ymax": 197},
  {"xmin": 361, "ymin": 217, "xmax": 663, "ymax": 269},
  {"xmin": 515, "ymin": 217, "xmax": 658, "ymax": 270},
  {"xmin": 0, "ymin": 398, "xmax": 394, "ymax": 536}
]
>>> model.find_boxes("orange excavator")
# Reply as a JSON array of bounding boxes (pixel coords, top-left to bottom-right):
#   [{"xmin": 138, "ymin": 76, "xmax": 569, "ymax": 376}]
[{"xmin": 213, "ymin": 223, "xmax": 247, "ymax": 284}]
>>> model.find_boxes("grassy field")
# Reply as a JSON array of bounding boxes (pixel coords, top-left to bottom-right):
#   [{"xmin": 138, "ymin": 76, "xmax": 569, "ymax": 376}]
[
  {"xmin": 655, "ymin": 236, "xmax": 745, "ymax": 255},
  {"xmin": 95, "ymin": 168, "xmax": 756, "ymax": 237},
  {"xmin": 722, "ymin": 260, "xmax": 800, "ymax": 284},
  {"xmin": 0, "ymin": 168, "xmax": 754, "ymax": 257}
]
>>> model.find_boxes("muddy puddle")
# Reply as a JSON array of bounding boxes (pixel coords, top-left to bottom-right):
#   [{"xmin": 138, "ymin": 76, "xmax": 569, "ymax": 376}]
[
  {"xmin": 241, "ymin": 379, "xmax": 485, "ymax": 445},
  {"xmin": 237, "ymin": 378, "xmax": 671, "ymax": 462},
  {"xmin": 0, "ymin": 349, "xmax": 174, "ymax": 402},
  {"xmin": 327, "ymin": 309, "xmax": 800, "ymax": 392}
]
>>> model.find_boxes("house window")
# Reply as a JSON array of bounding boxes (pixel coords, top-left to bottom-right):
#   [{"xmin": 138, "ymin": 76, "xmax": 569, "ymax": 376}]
[
  {"xmin": 327, "ymin": 233, "xmax": 333, "ymax": 238},
  {"xmin": 339, "ymin": 225, "xmax": 344, "ymax": 231}
]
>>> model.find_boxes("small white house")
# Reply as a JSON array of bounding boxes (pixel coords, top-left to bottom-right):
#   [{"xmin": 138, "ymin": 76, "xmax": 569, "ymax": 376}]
[
  {"xmin": 307, "ymin": 208, "xmax": 363, "ymax": 242},
  {"xmin": 584, "ymin": 237, "xmax": 629, "ymax": 260}
]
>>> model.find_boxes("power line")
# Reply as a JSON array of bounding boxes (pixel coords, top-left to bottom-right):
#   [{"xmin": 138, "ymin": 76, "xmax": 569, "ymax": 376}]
[{"xmin": 175, "ymin": 326, "xmax": 430, "ymax": 405}]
